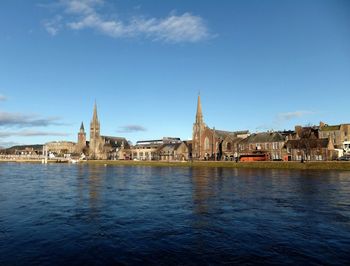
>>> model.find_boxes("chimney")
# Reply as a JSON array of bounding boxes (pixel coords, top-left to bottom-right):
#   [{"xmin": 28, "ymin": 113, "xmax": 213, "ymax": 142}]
[{"xmin": 295, "ymin": 125, "xmax": 302, "ymax": 138}]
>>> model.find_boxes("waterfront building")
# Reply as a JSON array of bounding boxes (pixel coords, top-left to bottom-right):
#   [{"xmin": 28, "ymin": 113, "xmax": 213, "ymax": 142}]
[
  {"xmin": 157, "ymin": 142, "xmax": 189, "ymax": 161},
  {"xmin": 319, "ymin": 122, "xmax": 350, "ymax": 149},
  {"xmin": 131, "ymin": 139, "xmax": 162, "ymax": 160},
  {"xmin": 45, "ymin": 141, "xmax": 76, "ymax": 156},
  {"xmin": 238, "ymin": 132, "xmax": 287, "ymax": 160},
  {"xmin": 131, "ymin": 137, "xmax": 182, "ymax": 160},
  {"xmin": 192, "ymin": 94, "xmax": 249, "ymax": 160},
  {"xmin": 284, "ymin": 125, "xmax": 336, "ymax": 161},
  {"xmin": 88, "ymin": 102, "xmax": 130, "ymax": 159},
  {"xmin": 285, "ymin": 138, "xmax": 335, "ymax": 161}
]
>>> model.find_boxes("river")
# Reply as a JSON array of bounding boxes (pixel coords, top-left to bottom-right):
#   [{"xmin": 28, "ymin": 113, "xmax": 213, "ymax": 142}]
[{"xmin": 0, "ymin": 163, "xmax": 349, "ymax": 265}]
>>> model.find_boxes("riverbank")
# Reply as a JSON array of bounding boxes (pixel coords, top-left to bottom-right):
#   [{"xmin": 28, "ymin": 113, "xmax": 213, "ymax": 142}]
[
  {"xmin": 0, "ymin": 159, "xmax": 68, "ymax": 164},
  {"xmin": 86, "ymin": 160, "xmax": 350, "ymax": 171},
  {"xmin": 1, "ymin": 159, "xmax": 349, "ymax": 170}
]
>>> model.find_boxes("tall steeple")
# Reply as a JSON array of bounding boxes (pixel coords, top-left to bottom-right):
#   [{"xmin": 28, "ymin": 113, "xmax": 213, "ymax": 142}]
[
  {"xmin": 77, "ymin": 121, "xmax": 86, "ymax": 152},
  {"xmin": 90, "ymin": 101, "xmax": 100, "ymax": 134},
  {"xmin": 195, "ymin": 93, "xmax": 203, "ymax": 124},
  {"xmin": 80, "ymin": 122, "xmax": 85, "ymax": 133},
  {"xmin": 193, "ymin": 94, "xmax": 205, "ymax": 160},
  {"xmin": 90, "ymin": 101, "xmax": 101, "ymax": 159},
  {"xmin": 92, "ymin": 101, "xmax": 99, "ymax": 124}
]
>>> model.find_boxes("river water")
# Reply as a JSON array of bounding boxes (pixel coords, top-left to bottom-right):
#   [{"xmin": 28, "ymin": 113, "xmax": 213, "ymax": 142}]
[{"xmin": 0, "ymin": 163, "xmax": 350, "ymax": 265}]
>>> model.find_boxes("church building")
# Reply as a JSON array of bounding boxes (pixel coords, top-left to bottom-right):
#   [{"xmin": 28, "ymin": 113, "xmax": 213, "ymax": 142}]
[
  {"xmin": 192, "ymin": 95, "xmax": 249, "ymax": 160},
  {"xmin": 76, "ymin": 103, "xmax": 130, "ymax": 160}
]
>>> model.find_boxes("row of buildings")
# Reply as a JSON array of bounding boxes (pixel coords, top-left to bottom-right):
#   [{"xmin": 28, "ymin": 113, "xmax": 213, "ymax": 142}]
[
  {"xmin": 1, "ymin": 96, "xmax": 349, "ymax": 161},
  {"xmin": 191, "ymin": 95, "xmax": 349, "ymax": 161}
]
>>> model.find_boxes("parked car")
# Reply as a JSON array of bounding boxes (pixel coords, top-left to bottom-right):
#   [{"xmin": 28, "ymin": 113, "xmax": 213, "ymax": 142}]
[{"xmin": 337, "ymin": 155, "xmax": 350, "ymax": 161}]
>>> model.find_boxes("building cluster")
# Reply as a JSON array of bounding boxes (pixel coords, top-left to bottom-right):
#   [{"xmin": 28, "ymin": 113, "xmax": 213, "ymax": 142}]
[
  {"xmin": 192, "ymin": 95, "xmax": 350, "ymax": 161},
  {"xmin": 1, "ymin": 96, "xmax": 349, "ymax": 162}
]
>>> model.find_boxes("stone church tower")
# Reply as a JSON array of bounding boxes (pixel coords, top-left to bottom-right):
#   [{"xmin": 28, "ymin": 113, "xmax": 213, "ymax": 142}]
[
  {"xmin": 76, "ymin": 122, "xmax": 86, "ymax": 153},
  {"xmin": 192, "ymin": 94, "xmax": 206, "ymax": 159},
  {"xmin": 192, "ymin": 95, "xmax": 249, "ymax": 161},
  {"xmin": 90, "ymin": 102, "xmax": 101, "ymax": 159}
]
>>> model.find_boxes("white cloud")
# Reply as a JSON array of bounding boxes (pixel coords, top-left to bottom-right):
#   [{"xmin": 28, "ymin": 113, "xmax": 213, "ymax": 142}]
[
  {"xmin": 276, "ymin": 111, "xmax": 314, "ymax": 122},
  {"xmin": 0, "ymin": 95, "xmax": 6, "ymax": 101},
  {"xmin": 256, "ymin": 110, "xmax": 315, "ymax": 131},
  {"xmin": 0, "ymin": 141, "xmax": 21, "ymax": 149},
  {"xmin": 0, "ymin": 111, "xmax": 63, "ymax": 128},
  {"xmin": 0, "ymin": 130, "xmax": 70, "ymax": 138},
  {"xmin": 117, "ymin": 125, "xmax": 147, "ymax": 133},
  {"xmin": 62, "ymin": 0, "xmax": 103, "ymax": 15},
  {"xmin": 43, "ymin": 0, "xmax": 210, "ymax": 43},
  {"xmin": 43, "ymin": 15, "xmax": 63, "ymax": 36}
]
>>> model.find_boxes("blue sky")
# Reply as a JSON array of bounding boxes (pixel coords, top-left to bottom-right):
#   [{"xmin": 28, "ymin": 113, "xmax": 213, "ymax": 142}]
[{"xmin": 0, "ymin": 0, "xmax": 349, "ymax": 147}]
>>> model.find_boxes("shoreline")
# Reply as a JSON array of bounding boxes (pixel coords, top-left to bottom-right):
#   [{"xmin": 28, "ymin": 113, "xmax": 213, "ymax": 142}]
[
  {"xmin": 87, "ymin": 160, "xmax": 350, "ymax": 171},
  {"xmin": 1, "ymin": 159, "xmax": 350, "ymax": 171}
]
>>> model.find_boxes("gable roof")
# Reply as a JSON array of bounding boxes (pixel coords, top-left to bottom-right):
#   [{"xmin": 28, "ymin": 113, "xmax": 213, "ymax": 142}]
[
  {"xmin": 214, "ymin": 129, "xmax": 249, "ymax": 139},
  {"xmin": 102, "ymin": 136, "xmax": 130, "ymax": 149},
  {"xmin": 320, "ymin": 125, "xmax": 341, "ymax": 131},
  {"xmin": 285, "ymin": 138, "xmax": 330, "ymax": 149},
  {"xmin": 240, "ymin": 132, "xmax": 285, "ymax": 144},
  {"xmin": 158, "ymin": 142, "xmax": 186, "ymax": 153}
]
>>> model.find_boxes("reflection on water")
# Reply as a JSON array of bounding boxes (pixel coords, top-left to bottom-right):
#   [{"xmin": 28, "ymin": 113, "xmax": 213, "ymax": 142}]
[{"xmin": 0, "ymin": 163, "xmax": 350, "ymax": 265}]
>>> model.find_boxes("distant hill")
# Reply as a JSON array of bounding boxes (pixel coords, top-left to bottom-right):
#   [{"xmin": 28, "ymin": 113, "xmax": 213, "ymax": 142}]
[
  {"xmin": 6, "ymin": 144, "xmax": 43, "ymax": 150},
  {"xmin": 1, "ymin": 144, "xmax": 44, "ymax": 154}
]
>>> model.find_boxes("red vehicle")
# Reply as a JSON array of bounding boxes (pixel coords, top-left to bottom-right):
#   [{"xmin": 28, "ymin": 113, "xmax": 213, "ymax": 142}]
[{"xmin": 239, "ymin": 153, "xmax": 269, "ymax": 162}]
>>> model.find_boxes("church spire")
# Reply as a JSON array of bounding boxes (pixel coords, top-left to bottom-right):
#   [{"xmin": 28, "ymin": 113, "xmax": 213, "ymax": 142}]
[
  {"xmin": 80, "ymin": 122, "xmax": 85, "ymax": 132},
  {"xmin": 92, "ymin": 101, "xmax": 99, "ymax": 123},
  {"xmin": 196, "ymin": 93, "xmax": 203, "ymax": 124}
]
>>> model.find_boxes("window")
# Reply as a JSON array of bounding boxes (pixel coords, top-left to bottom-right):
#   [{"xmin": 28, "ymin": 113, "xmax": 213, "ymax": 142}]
[
  {"xmin": 273, "ymin": 142, "xmax": 278, "ymax": 150},
  {"xmin": 227, "ymin": 142, "xmax": 232, "ymax": 151},
  {"xmin": 316, "ymin": 155, "xmax": 323, "ymax": 161},
  {"xmin": 204, "ymin": 137, "xmax": 210, "ymax": 150}
]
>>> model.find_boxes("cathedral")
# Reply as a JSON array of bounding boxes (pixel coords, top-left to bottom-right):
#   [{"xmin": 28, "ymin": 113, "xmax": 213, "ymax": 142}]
[
  {"xmin": 76, "ymin": 103, "xmax": 130, "ymax": 160},
  {"xmin": 192, "ymin": 95, "xmax": 249, "ymax": 160}
]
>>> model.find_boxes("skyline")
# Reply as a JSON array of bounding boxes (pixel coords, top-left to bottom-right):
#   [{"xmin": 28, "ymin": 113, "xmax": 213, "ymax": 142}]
[{"xmin": 1, "ymin": 0, "xmax": 350, "ymax": 147}]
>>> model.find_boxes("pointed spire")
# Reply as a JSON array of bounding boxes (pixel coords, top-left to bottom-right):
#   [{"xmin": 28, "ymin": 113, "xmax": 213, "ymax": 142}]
[
  {"xmin": 92, "ymin": 101, "xmax": 98, "ymax": 123},
  {"xmin": 196, "ymin": 93, "xmax": 203, "ymax": 124},
  {"xmin": 80, "ymin": 122, "xmax": 85, "ymax": 132}
]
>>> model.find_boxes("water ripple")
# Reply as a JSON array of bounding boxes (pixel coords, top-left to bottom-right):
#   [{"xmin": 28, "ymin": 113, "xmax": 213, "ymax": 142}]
[{"xmin": 0, "ymin": 164, "xmax": 350, "ymax": 265}]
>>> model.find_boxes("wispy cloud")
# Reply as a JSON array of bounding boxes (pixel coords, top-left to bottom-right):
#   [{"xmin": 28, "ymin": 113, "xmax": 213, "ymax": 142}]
[
  {"xmin": 117, "ymin": 125, "xmax": 147, "ymax": 133},
  {"xmin": 0, "ymin": 95, "xmax": 6, "ymax": 101},
  {"xmin": 276, "ymin": 111, "xmax": 314, "ymax": 122},
  {"xmin": 0, "ymin": 130, "xmax": 70, "ymax": 138},
  {"xmin": 42, "ymin": 0, "xmax": 210, "ymax": 43},
  {"xmin": 256, "ymin": 110, "xmax": 315, "ymax": 131},
  {"xmin": 0, "ymin": 141, "xmax": 21, "ymax": 149},
  {"xmin": 43, "ymin": 15, "xmax": 63, "ymax": 36},
  {"xmin": 0, "ymin": 112, "xmax": 64, "ymax": 128}
]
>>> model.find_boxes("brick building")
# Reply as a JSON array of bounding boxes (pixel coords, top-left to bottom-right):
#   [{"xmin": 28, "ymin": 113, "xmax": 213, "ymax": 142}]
[
  {"xmin": 238, "ymin": 132, "xmax": 287, "ymax": 160},
  {"xmin": 319, "ymin": 122, "xmax": 350, "ymax": 149},
  {"xmin": 192, "ymin": 95, "xmax": 249, "ymax": 160}
]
